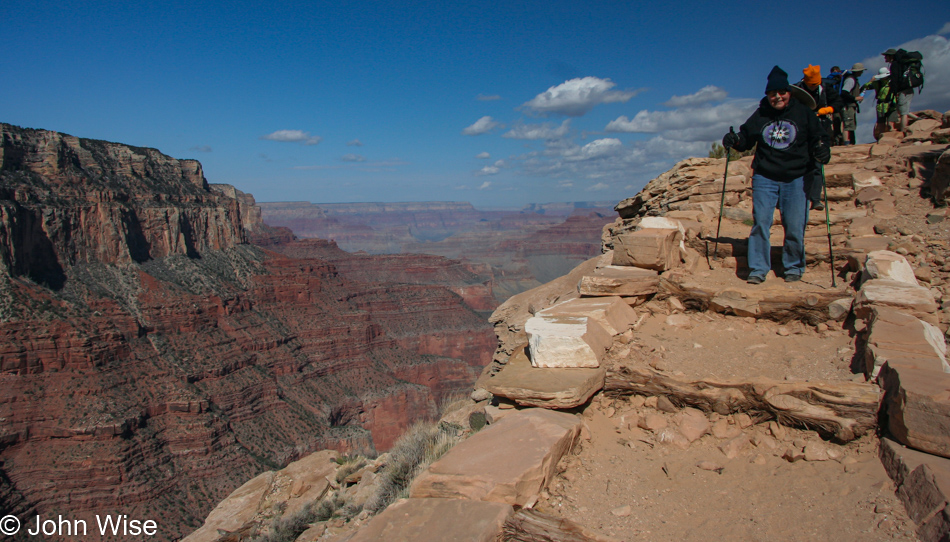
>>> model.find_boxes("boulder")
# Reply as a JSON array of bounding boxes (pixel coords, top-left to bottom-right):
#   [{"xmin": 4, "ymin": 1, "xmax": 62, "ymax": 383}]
[
  {"xmin": 863, "ymin": 250, "xmax": 919, "ymax": 286},
  {"xmin": 854, "ymin": 279, "xmax": 938, "ymax": 320},
  {"xmin": 481, "ymin": 347, "xmax": 605, "ymax": 409},
  {"xmin": 348, "ymin": 498, "xmax": 513, "ymax": 542},
  {"xmin": 612, "ymin": 228, "xmax": 684, "ymax": 271},
  {"xmin": 880, "ymin": 361, "xmax": 950, "ymax": 459},
  {"xmin": 864, "ymin": 307, "xmax": 949, "ymax": 378},
  {"xmin": 409, "ymin": 409, "xmax": 581, "ymax": 506},
  {"xmin": 848, "ymin": 217, "xmax": 878, "ymax": 237},
  {"xmin": 538, "ymin": 296, "xmax": 637, "ymax": 336},
  {"xmin": 525, "ymin": 312, "xmax": 612, "ymax": 368},
  {"xmin": 639, "ymin": 216, "xmax": 688, "ymax": 235},
  {"xmin": 930, "ymin": 148, "xmax": 950, "ymax": 206},
  {"xmin": 854, "ymin": 186, "xmax": 887, "ymax": 205},
  {"xmin": 578, "ymin": 265, "xmax": 661, "ymax": 297},
  {"xmin": 880, "ymin": 438, "xmax": 950, "ymax": 542},
  {"xmin": 852, "ymin": 170, "xmax": 884, "ymax": 191},
  {"xmin": 908, "ymin": 118, "xmax": 943, "ymax": 138},
  {"xmin": 182, "ymin": 451, "xmax": 340, "ymax": 542}
]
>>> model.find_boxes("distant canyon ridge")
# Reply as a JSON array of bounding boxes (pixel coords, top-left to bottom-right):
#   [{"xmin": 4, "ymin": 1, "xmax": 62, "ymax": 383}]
[{"xmin": 258, "ymin": 200, "xmax": 616, "ymax": 306}]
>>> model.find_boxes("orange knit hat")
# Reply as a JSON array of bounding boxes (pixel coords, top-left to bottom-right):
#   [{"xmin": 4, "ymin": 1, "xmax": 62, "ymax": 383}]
[{"xmin": 803, "ymin": 65, "xmax": 822, "ymax": 86}]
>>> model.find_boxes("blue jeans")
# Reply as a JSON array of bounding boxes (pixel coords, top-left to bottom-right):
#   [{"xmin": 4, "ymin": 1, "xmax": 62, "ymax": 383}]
[{"xmin": 748, "ymin": 174, "xmax": 807, "ymax": 279}]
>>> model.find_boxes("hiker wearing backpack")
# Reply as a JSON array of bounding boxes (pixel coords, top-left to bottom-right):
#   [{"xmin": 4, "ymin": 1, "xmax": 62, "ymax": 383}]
[
  {"xmin": 839, "ymin": 63, "xmax": 866, "ymax": 145},
  {"xmin": 722, "ymin": 66, "xmax": 830, "ymax": 285},
  {"xmin": 794, "ymin": 64, "xmax": 833, "ymax": 211},
  {"xmin": 860, "ymin": 67, "xmax": 898, "ymax": 140},
  {"xmin": 824, "ymin": 66, "xmax": 847, "ymax": 146},
  {"xmin": 884, "ymin": 48, "xmax": 925, "ymax": 133}
]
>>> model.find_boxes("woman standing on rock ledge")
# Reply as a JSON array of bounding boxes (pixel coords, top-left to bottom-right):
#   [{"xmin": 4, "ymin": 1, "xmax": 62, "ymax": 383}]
[{"xmin": 722, "ymin": 65, "xmax": 831, "ymax": 284}]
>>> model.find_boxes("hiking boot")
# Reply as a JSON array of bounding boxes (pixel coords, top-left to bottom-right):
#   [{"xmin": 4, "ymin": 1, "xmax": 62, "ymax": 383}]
[
  {"xmin": 747, "ymin": 275, "xmax": 765, "ymax": 285},
  {"xmin": 810, "ymin": 201, "xmax": 824, "ymax": 211},
  {"xmin": 785, "ymin": 274, "xmax": 802, "ymax": 283}
]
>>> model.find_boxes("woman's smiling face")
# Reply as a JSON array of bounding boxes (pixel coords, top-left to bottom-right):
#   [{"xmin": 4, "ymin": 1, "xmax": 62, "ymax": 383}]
[{"xmin": 767, "ymin": 88, "xmax": 790, "ymax": 110}]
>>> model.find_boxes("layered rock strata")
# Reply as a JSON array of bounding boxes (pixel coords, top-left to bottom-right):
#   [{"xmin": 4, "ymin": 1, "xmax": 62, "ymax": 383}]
[{"xmin": 0, "ymin": 123, "xmax": 493, "ymax": 540}]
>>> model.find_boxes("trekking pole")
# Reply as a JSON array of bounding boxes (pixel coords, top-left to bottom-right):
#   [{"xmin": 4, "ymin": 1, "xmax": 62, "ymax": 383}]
[
  {"xmin": 712, "ymin": 127, "xmax": 735, "ymax": 264},
  {"xmin": 819, "ymin": 164, "xmax": 837, "ymax": 287}
]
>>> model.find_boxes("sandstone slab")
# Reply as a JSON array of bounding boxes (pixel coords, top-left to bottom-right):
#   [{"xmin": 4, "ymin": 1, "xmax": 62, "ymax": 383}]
[
  {"xmin": 852, "ymin": 170, "xmax": 884, "ymax": 191},
  {"xmin": 409, "ymin": 409, "xmax": 581, "ymax": 506},
  {"xmin": 639, "ymin": 216, "xmax": 688, "ymax": 234},
  {"xmin": 847, "ymin": 236, "xmax": 892, "ymax": 252},
  {"xmin": 863, "ymin": 250, "xmax": 919, "ymax": 286},
  {"xmin": 348, "ymin": 498, "xmax": 513, "ymax": 542},
  {"xmin": 183, "ymin": 451, "xmax": 340, "ymax": 542},
  {"xmin": 880, "ymin": 438, "xmax": 950, "ymax": 542},
  {"xmin": 612, "ymin": 228, "xmax": 684, "ymax": 271},
  {"xmin": 848, "ymin": 217, "xmax": 878, "ymax": 237},
  {"xmin": 854, "ymin": 279, "xmax": 938, "ymax": 320},
  {"xmin": 880, "ymin": 361, "xmax": 950, "ymax": 459},
  {"xmin": 865, "ymin": 307, "xmax": 949, "ymax": 378},
  {"xmin": 525, "ymin": 312, "xmax": 612, "ymax": 368},
  {"xmin": 482, "ymin": 347, "xmax": 605, "ymax": 409},
  {"xmin": 578, "ymin": 265, "xmax": 660, "ymax": 298},
  {"xmin": 931, "ymin": 148, "xmax": 950, "ymax": 206},
  {"xmin": 181, "ymin": 472, "xmax": 275, "ymax": 542},
  {"xmin": 539, "ymin": 296, "xmax": 637, "ymax": 336}
]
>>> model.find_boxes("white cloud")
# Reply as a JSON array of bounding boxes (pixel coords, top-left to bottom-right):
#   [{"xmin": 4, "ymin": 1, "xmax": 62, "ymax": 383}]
[
  {"xmin": 476, "ymin": 152, "xmax": 491, "ymax": 159},
  {"xmin": 563, "ymin": 138, "xmax": 623, "ymax": 162},
  {"xmin": 522, "ymin": 77, "xmax": 642, "ymax": 117},
  {"xmin": 588, "ymin": 182, "xmax": 609, "ymax": 191},
  {"xmin": 462, "ymin": 116, "xmax": 502, "ymax": 135},
  {"xmin": 477, "ymin": 94, "xmax": 502, "ymax": 101},
  {"xmin": 662, "ymin": 85, "xmax": 729, "ymax": 108},
  {"xmin": 503, "ymin": 119, "xmax": 571, "ymax": 140},
  {"xmin": 478, "ymin": 181, "xmax": 492, "ymax": 190},
  {"xmin": 260, "ymin": 129, "xmax": 322, "ymax": 145},
  {"xmin": 939, "ymin": 22, "xmax": 950, "ymax": 35},
  {"xmin": 341, "ymin": 154, "xmax": 366, "ymax": 162},
  {"xmin": 511, "ymin": 134, "xmax": 710, "ymax": 196},
  {"xmin": 606, "ymin": 98, "xmax": 758, "ymax": 142},
  {"xmin": 475, "ymin": 159, "xmax": 505, "ymax": 176},
  {"xmin": 347, "ymin": 139, "xmax": 363, "ymax": 146}
]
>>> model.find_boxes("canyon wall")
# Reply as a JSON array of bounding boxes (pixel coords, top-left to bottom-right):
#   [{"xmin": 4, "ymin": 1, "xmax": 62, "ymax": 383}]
[{"xmin": 0, "ymin": 123, "xmax": 493, "ymax": 540}]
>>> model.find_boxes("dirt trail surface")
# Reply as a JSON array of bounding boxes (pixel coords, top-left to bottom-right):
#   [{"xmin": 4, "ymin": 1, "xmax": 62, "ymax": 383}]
[{"xmin": 534, "ymin": 308, "xmax": 915, "ymax": 541}]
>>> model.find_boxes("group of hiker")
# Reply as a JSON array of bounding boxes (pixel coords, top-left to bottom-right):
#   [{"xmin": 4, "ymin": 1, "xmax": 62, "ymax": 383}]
[{"xmin": 720, "ymin": 47, "xmax": 926, "ymax": 285}]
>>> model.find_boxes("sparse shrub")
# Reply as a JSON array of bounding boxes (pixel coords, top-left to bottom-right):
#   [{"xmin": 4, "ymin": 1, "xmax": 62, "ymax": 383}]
[
  {"xmin": 363, "ymin": 420, "xmax": 461, "ymax": 515},
  {"xmin": 251, "ymin": 493, "xmax": 345, "ymax": 542},
  {"xmin": 709, "ymin": 142, "xmax": 755, "ymax": 160},
  {"xmin": 334, "ymin": 456, "xmax": 368, "ymax": 484}
]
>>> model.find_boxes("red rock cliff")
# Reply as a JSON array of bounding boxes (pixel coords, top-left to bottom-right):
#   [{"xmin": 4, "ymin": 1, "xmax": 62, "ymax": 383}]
[{"xmin": 0, "ymin": 123, "xmax": 493, "ymax": 541}]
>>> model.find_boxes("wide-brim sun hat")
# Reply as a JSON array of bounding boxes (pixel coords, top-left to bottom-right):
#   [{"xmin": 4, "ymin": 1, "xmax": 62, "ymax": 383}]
[
  {"xmin": 851, "ymin": 62, "xmax": 865, "ymax": 73},
  {"xmin": 873, "ymin": 67, "xmax": 890, "ymax": 80}
]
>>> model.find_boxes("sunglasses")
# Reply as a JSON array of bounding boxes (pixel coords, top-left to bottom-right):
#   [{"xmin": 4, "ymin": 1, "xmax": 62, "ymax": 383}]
[{"xmin": 767, "ymin": 89, "xmax": 790, "ymax": 97}]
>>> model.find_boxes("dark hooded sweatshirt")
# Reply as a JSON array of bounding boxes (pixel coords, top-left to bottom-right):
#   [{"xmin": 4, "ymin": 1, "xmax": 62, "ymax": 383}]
[{"xmin": 732, "ymin": 96, "xmax": 828, "ymax": 182}]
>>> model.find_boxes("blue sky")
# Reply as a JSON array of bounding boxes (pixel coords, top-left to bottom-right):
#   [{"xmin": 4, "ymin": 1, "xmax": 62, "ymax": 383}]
[{"xmin": 3, "ymin": 1, "xmax": 950, "ymax": 208}]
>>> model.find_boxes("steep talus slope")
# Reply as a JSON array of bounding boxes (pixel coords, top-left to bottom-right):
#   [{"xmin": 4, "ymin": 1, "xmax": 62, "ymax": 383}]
[{"xmin": 0, "ymin": 123, "xmax": 493, "ymax": 540}]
